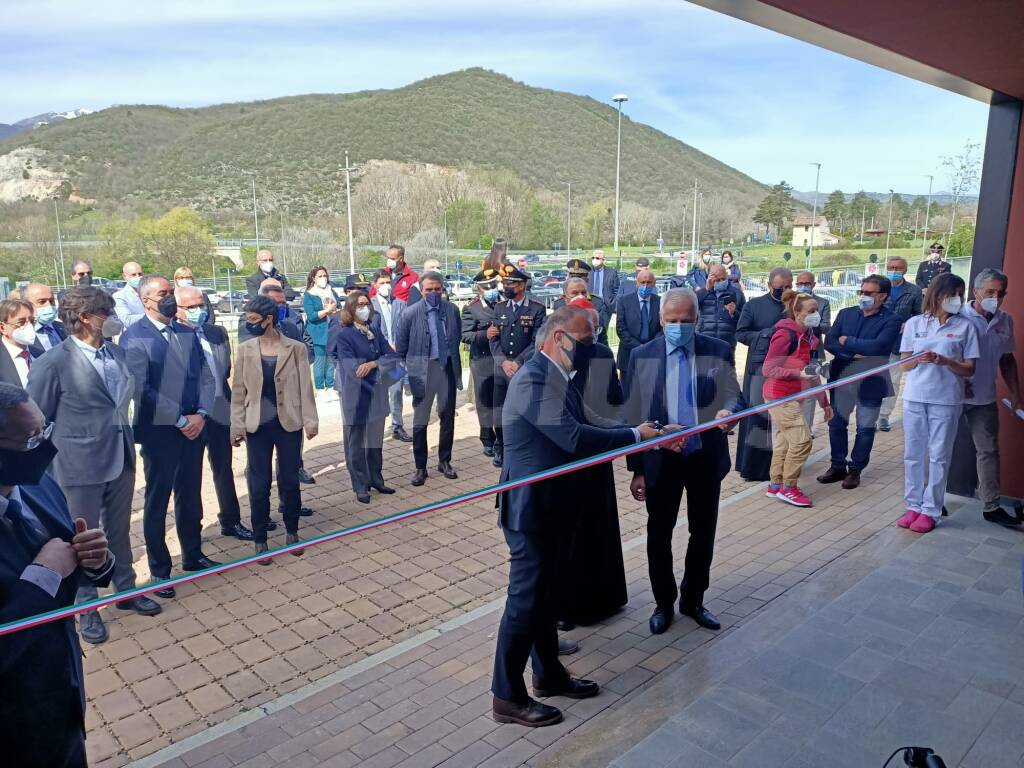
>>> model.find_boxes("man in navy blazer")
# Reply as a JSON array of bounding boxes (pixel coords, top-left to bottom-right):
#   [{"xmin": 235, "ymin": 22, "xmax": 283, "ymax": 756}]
[
  {"xmin": 491, "ymin": 305, "xmax": 663, "ymax": 728},
  {"xmin": 0, "ymin": 383, "xmax": 114, "ymax": 768},
  {"xmin": 614, "ymin": 267, "xmax": 662, "ymax": 374},
  {"xmin": 120, "ymin": 275, "xmax": 218, "ymax": 590},
  {"xmin": 623, "ymin": 288, "xmax": 743, "ymax": 636},
  {"xmin": 23, "ymin": 283, "xmax": 68, "ymax": 354},
  {"xmin": 395, "ymin": 271, "xmax": 462, "ymax": 485}
]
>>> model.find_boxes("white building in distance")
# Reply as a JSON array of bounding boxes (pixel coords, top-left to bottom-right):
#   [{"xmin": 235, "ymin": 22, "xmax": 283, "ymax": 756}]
[{"xmin": 791, "ymin": 215, "xmax": 841, "ymax": 247}]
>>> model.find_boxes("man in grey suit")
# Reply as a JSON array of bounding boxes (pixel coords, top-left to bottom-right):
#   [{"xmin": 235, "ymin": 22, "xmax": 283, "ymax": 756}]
[
  {"xmin": 395, "ymin": 271, "xmax": 462, "ymax": 486},
  {"xmin": 26, "ymin": 287, "xmax": 162, "ymax": 645},
  {"xmin": 370, "ymin": 269, "xmax": 411, "ymax": 442}
]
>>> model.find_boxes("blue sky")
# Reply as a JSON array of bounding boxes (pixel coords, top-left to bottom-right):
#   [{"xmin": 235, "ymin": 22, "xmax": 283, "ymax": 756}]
[{"xmin": 1, "ymin": 0, "xmax": 988, "ymax": 194}]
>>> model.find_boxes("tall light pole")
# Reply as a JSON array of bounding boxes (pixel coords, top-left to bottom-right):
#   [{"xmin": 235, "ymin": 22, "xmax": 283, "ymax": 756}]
[
  {"xmin": 807, "ymin": 162, "xmax": 821, "ymax": 270},
  {"xmin": 690, "ymin": 179, "xmax": 698, "ymax": 258},
  {"xmin": 884, "ymin": 189, "xmax": 896, "ymax": 259},
  {"xmin": 443, "ymin": 207, "xmax": 449, "ymax": 274},
  {"xmin": 921, "ymin": 174, "xmax": 934, "ymax": 254},
  {"xmin": 52, "ymin": 197, "xmax": 66, "ymax": 288},
  {"xmin": 246, "ymin": 173, "xmax": 260, "ymax": 250},
  {"xmin": 344, "ymin": 151, "xmax": 355, "ymax": 273},
  {"xmin": 561, "ymin": 181, "xmax": 572, "ymax": 255},
  {"xmin": 611, "ymin": 94, "xmax": 628, "ymax": 255}
]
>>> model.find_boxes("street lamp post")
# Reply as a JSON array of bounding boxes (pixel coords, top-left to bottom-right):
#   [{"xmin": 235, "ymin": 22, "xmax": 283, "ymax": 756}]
[
  {"xmin": 562, "ymin": 181, "xmax": 572, "ymax": 256},
  {"xmin": 690, "ymin": 179, "xmax": 698, "ymax": 257},
  {"xmin": 248, "ymin": 174, "xmax": 260, "ymax": 250},
  {"xmin": 344, "ymin": 151, "xmax": 355, "ymax": 273},
  {"xmin": 52, "ymin": 197, "xmax": 66, "ymax": 288},
  {"xmin": 921, "ymin": 174, "xmax": 934, "ymax": 254},
  {"xmin": 807, "ymin": 162, "xmax": 821, "ymax": 271},
  {"xmin": 884, "ymin": 189, "xmax": 896, "ymax": 259},
  {"xmin": 612, "ymin": 94, "xmax": 628, "ymax": 256},
  {"xmin": 443, "ymin": 207, "xmax": 449, "ymax": 274}
]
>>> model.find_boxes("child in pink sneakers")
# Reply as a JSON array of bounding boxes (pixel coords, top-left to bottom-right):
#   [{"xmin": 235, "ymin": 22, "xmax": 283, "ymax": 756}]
[{"xmin": 762, "ymin": 290, "xmax": 833, "ymax": 507}]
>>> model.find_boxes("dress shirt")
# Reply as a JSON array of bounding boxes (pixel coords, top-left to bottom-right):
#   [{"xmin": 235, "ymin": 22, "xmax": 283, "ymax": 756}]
[
  {"xmin": 638, "ymin": 295, "xmax": 652, "ymax": 342},
  {"xmin": 0, "ymin": 488, "xmax": 62, "ymax": 597},
  {"xmin": 377, "ymin": 299, "xmax": 394, "ymax": 346},
  {"xmin": 68, "ymin": 335, "xmax": 118, "ymax": 402},
  {"xmin": 193, "ymin": 326, "xmax": 219, "ymax": 384},
  {"xmin": 962, "ymin": 302, "xmax": 1015, "ymax": 406},
  {"xmin": 2, "ymin": 338, "xmax": 31, "ymax": 387},
  {"xmin": 593, "ymin": 268, "xmax": 604, "ymax": 298},
  {"xmin": 35, "ymin": 323, "xmax": 61, "ymax": 351},
  {"xmin": 664, "ymin": 336, "xmax": 701, "ymax": 454},
  {"xmin": 426, "ymin": 305, "xmax": 447, "ymax": 362}
]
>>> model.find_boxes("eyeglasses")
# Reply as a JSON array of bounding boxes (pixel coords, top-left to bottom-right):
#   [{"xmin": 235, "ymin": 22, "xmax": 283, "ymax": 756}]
[
  {"xmin": 0, "ymin": 422, "xmax": 54, "ymax": 452},
  {"xmin": 857, "ymin": 290, "xmax": 879, "ymax": 296}
]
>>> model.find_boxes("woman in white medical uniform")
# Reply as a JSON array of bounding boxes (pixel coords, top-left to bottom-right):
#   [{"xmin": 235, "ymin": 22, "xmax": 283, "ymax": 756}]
[{"xmin": 898, "ymin": 273, "xmax": 980, "ymax": 532}]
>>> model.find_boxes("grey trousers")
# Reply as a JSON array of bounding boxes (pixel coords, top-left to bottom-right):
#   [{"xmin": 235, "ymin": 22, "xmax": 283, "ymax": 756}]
[
  {"xmin": 65, "ymin": 466, "xmax": 138, "ymax": 603},
  {"xmin": 964, "ymin": 402, "xmax": 1001, "ymax": 510},
  {"xmin": 388, "ymin": 379, "xmax": 405, "ymax": 431},
  {"xmin": 343, "ymin": 419, "xmax": 386, "ymax": 494}
]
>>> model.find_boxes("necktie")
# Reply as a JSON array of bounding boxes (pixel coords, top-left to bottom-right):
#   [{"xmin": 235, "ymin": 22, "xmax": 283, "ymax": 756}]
[
  {"xmin": 160, "ymin": 325, "xmax": 172, "ymax": 343},
  {"xmin": 595, "ymin": 270, "xmax": 603, "ymax": 297},
  {"xmin": 676, "ymin": 347, "xmax": 701, "ymax": 455},
  {"xmin": 640, "ymin": 300, "xmax": 650, "ymax": 343},
  {"xmin": 17, "ymin": 349, "xmax": 32, "ymax": 369},
  {"xmin": 3, "ymin": 498, "xmax": 45, "ymax": 558},
  {"xmin": 430, "ymin": 309, "xmax": 448, "ymax": 364},
  {"xmin": 96, "ymin": 347, "xmax": 120, "ymax": 401},
  {"xmin": 40, "ymin": 325, "xmax": 60, "ymax": 347}
]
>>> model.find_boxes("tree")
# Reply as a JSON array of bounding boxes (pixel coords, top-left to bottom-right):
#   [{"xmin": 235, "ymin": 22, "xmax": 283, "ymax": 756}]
[
  {"xmin": 97, "ymin": 214, "xmax": 150, "ymax": 270},
  {"xmin": 581, "ymin": 200, "xmax": 611, "ymax": 248},
  {"xmin": 523, "ymin": 200, "xmax": 563, "ymax": 250},
  {"xmin": 946, "ymin": 221, "xmax": 975, "ymax": 257},
  {"xmin": 752, "ymin": 181, "xmax": 796, "ymax": 238},
  {"xmin": 941, "ymin": 140, "xmax": 982, "ymax": 241},
  {"xmin": 848, "ymin": 191, "xmax": 880, "ymax": 237},
  {"xmin": 138, "ymin": 208, "xmax": 216, "ymax": 275},
  {"xmin": 445, "ymin": 199, "xmax": 487, "ymax": 249},
  {"xmin": 822, "ymin": 190, "xmax": 847, "ymax": 235}
]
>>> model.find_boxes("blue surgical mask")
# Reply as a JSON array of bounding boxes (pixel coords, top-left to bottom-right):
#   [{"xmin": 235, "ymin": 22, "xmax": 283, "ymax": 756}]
[
  {"xmin": 713, "ymin": 281, "xmax": 727, "ymax": 293},
  {"xmin": 638, "ymin": 285, "xmax": 655, "ymax": 299},
  {"xmin": 887, "ymin": 271, "xmax": 905, "ymax": 284},
  {"xmin": 128, "ymin": 276, "xmax": 142, "ymax": 290},
  {"xmin": 245, "ymin": 320, "xmax": 267, "ymax": 337},
  {"xmin": 425, "ymin": 292, "xmax": 441, "ymax": 308},
  {"xmin": 664, "ymin": 322, "xmax": 695, "ymax": 347},
  {"xmin": 35, "ymin": 305, "xmax": 58, "ymax": 325},
  {"xmin": 277, "ymin": 306, "xmax": 288, "ymax": 323},
  {"xmin": 186, "ymin": 307, "xmax": 208, "ymax": 326},
  {"xmin": 483, "ymin": 288, "xmax": 500, "ymax": 304}
]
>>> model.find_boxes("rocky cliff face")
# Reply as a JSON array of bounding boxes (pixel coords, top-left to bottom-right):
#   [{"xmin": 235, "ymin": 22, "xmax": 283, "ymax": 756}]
[{"xmin": 0, "ymin": 148, "xmax": 66, "ymax": 202}]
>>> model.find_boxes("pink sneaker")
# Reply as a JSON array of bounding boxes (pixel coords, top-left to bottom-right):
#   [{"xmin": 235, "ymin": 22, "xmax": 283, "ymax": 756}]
[
  {"xmin": 896, "ymin": 510, "xmax": 920, "ymax": 529},
  {"xmin": 909, "ymin": 514, "xmax": 936, "ymax": 533},
  {"xmin": 766, "ymin": 483, "xmax": 781, "ymax": 498},
  {"xmin": 777, "ymin": 486, "xmax": 813, "ymax": 507}
]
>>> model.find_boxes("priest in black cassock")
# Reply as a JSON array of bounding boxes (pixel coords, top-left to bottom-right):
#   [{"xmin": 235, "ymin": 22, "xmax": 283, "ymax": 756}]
[
  {"xmin": 558, "ymin": 299, "xmax": 628, "ymax": 626},
  {"xmin": 734, "ymin": 267, "xmax": 792, "ymax": 481}
]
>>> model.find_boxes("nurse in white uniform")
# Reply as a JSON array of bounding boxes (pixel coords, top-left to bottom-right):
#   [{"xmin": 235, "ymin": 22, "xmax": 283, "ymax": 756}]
[{"xmin": 898, "ymin": 272, "xmax": 980, "ymax": 533}]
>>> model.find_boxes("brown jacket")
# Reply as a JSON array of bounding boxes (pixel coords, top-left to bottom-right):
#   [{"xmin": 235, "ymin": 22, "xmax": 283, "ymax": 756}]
[{"xmin": 231, "ymin": 335, "xmax": 318, "ymax": 437}]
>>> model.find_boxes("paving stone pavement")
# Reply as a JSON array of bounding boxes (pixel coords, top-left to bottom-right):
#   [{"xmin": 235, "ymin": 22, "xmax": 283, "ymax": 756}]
[{"xmin": 75, "ymin": 361, "xmax": 1023, "ymax": 768}]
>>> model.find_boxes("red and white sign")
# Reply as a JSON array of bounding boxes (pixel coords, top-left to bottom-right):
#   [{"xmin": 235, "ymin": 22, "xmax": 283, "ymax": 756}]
[
  {"xmin": 864, "ymin": 262, "xmax": 880, "ymax": 276},
  {"xmin": 676, "ymin": 252, "xmax": 689, "ymax": 276}
]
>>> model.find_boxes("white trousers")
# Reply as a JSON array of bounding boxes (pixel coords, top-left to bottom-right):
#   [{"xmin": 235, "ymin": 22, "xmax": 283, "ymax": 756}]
[{"xmin": 903, "ymin": 400, "xmax": 961, "ymax": 519}]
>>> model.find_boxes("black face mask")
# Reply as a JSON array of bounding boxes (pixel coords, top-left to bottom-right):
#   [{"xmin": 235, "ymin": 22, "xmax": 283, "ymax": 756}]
[
  {"xmin": 77, "ymin": 274, "xmax": 93, "ymax": 287},
  {"xmin": 771, "ymin": 287, "xmax": 785, "ymax": 300},
  {"xmin": 503, "ymin": 287, "xmax": 519, "ymax": 301},
  {"xmin": 244, "ymin": 320, "xmax": 268, "ymax": 337},
  {"xmin": 157, "ymin": 296, "xmax": 178, "ymax": 320},
  {"xmin": 0, "ymin": 440, "xmax": 58, "ymax": 487},
  {"xmin": 564, "ymin": 335, "xmax": 595, "ymax": 372}
]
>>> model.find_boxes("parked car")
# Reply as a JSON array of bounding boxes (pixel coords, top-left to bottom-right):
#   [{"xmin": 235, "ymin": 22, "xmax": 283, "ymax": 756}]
[
  {"xmin": 215, "ymin": 291, "xmax": 248, "ymax": 313},
  {"xmin": 446, "ymin": 279, "xmax": 475, "ymax": 300},
  {"xmin": 548, "ymin": 269, "xmax": 568, "ymax": 280}
]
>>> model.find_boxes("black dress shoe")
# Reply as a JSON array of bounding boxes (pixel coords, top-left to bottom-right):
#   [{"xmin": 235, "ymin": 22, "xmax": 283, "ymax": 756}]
[
  {"xmin": 984, "ymin": 506, "xmax": 1023, "ymax": 527},
  {"xmin": 371, "ymin": 484, "xmax": 396, "ymax": 494},
  {"xmin": 298, "ymin": 467, "xmax": 316, "ymax": 484},
  {"xmin": 482, "ymin": 445, "xmax": 495, "ymax": 458},
  {"xmin": 356, "ymin": 493, "xmax": 371, "ymax": 504},
  {"xmin": 816, "ymin": 466, "xmax": 848, "ymax": 484},
  {"xmin": 556, "ymin": 620, "xmax": 576, "ymax": 632},
  {"xmin": 532, "ymin": 676, "xmax": 600, "ymax": 700},
  {"xmin": 79, "ymin": 612, "xmax": 108, "ymax": 644},
  {"xmin": 649, "ymin": 606, "xmax": 674, "ymax": 635},
  {"xmin": 220, "ymin": 522, "xmax": 254, "ymax": 540},
  {"xmin": 437, "ymin": 461, "xmax": 458, "ymax": 479},
  {"xmin": 680, "ymin": 604, "xmax": 721, "ymax": 630},
  {"xmin": 265, "ymin": 519, "xmax": 279, "ymax": 531},
  {"xmin": 412, "ymin": 469, "xmax": 428, "ymax": 486},
  {"xmin": 116, "ymin": 596, "xmax": 162, "ymax": 616},
  {"xmin": 181, "ymin": 556, "xmax": 221, "ymax": 572},
  {"xmin": 153, "ymin": 586, "xmax": 176, "ymax": 599},
  {"xmin": 392, "ymin": 427, "xmax": 413, "ymax": 443},
  {"xmin": 492, "ymin": 696, "xmax": 563, "ymax": 727},
  {"xmin": 299, "ymin": 506, "xmax": 314, "ymax": 517},
  {"xmin": 492, "ymin": 449, "xmax": 503, "ymax": 468}
]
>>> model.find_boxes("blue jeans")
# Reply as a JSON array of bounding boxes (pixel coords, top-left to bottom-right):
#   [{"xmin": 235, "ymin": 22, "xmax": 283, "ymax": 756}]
[
  {"xmin": 828, "ymin": 384, "xmax": 880, "ymax": 472},
  {"xmin": 313, "ymin": 344, "xmax": 334, "ymax": 390}
]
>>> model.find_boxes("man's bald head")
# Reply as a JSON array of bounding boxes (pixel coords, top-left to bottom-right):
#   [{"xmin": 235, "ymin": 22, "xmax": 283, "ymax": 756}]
[
  {"xmin": 174, "ymin": 284, "xmax": 204, "ymax": 303},
  {"xmin": 122, "ymin": 261, "xmax": 142, "ymax": 280},
  {"xmin": 636, "ymin": 268, "xmax": 656, "ymax": 288},
  {"xmin": 708, "ymin": 264, "xmax": 727, "ymax": 281},
  {"xmin": 24, "ymin": 283, "xmax": 55, "ymax": 309},
  {"xmin": 796, "ymin": 271, "xmax": 815, "ymax": 288}
]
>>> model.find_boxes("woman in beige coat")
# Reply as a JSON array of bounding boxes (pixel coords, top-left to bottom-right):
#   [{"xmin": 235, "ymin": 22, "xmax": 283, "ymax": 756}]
[{"xmin": 231, "ymin": 296, "xmax": 318, "ymax": 562}]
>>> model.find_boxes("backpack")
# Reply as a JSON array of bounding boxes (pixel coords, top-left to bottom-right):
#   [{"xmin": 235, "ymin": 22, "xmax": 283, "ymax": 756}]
[{"xmin": 747, "ymin": 326, "xmax": 798, "ymax": 373}]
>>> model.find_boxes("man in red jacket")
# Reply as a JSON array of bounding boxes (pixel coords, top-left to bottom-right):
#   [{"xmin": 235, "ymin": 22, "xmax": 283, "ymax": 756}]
[{"xmin": 382, "ymin": 245, "xmax": 419, "ymax": 303}]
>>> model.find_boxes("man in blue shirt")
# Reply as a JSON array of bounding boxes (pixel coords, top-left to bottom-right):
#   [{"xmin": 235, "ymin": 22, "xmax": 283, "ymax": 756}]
[{"xmin": 818, "ymin": 275, "xmax": 901, "ymax": 490}]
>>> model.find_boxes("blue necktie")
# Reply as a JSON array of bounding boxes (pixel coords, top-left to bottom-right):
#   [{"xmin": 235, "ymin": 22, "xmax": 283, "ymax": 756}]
[
  {"xmin": 430, "ymin": 309, "xmax": 448, "ymax": 364},
  {"xmin": 595, "ymin": 270, "xmax": 603, "ymax": 297},
  {"xmin": 677, "ymin": 347, "xmax": 701, "ymax": 455},
  {"xmin": 96, "ymin": 347, "xmax": 120, "ymax": 402},
  {"xmin": 640, "ymin": 300, "xmax": 650, "ymax": 343},
  {"xmin": 41, "ymin": 325, "xmax": 61, "ymax": 347},
  {"xmin": 4, "ymin": 498, "xmax": 44, "ymax": 557}
]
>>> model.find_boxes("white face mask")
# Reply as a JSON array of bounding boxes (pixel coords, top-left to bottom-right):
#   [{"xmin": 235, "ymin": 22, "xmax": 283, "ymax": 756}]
[
  {"xmin": 802, "ymin": 312, "xmax": 821, "ymax": 329},
  {"xmin": 259, "ymin": 261, "xmax": 275, "ymax": 274},
  {"xmin": 980, "ymin": 297, "xmax": 1000, "ymax": 314},
  {"xmin": 386, "ymin": 258, "xmax": 398, "ymax": 270},
  {"xmin": 315, "ymin": 277, "xmax": 328, "ymax": 289},
  {"xmin": 11, "ymin": 325, "xmax": 37, "ymax": 347},
  {"xmin": 355, "ymin": 306, "xmax": 371, "ymax": 322},
  {"xmin": 377, "ymin": 283, "xmax": 391, "ymax": 298},
  {"xmin": 941, "ymin": 296, "xmax": 962, "ymax": 314},
  {"xmin": 176, "ymin": 278, "xmax": 193, "ymax": 287}
]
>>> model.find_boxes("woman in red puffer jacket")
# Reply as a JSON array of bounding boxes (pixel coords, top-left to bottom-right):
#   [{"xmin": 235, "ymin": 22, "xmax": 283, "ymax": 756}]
[{"xmin": 762, "ymin": 289, "xmax": 833, "ymax": 507}]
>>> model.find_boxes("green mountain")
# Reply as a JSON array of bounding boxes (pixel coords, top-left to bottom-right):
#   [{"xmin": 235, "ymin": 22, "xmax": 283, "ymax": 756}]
[{"xmin": 0, "ymin": 68, "xmax": 767, "ymax": 224}]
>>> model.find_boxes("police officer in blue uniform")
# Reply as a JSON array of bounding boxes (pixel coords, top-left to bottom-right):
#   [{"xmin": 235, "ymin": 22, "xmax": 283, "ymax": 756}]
[
  {"xmin": 489, "ymin": 266, "xmax": 547, "ymax": 467},
  {"xmin": 552, "ymin": 259, "xmax": 611, "ymax": 346}
]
